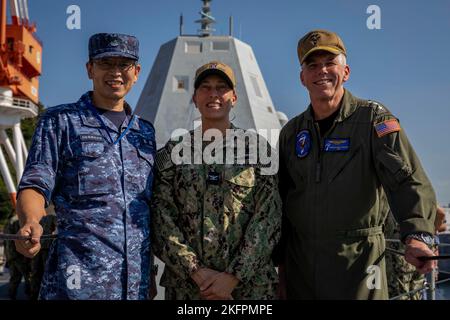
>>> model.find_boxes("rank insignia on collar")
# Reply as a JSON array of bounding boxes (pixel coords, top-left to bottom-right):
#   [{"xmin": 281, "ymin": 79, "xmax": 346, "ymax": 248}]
[
  {"xmin": 296, "ymin": 129, "xmax": 311, "ymax": 158},
  {"xmin": 207, "ymin": 171, "xmax": 221, "ymax": 185}
]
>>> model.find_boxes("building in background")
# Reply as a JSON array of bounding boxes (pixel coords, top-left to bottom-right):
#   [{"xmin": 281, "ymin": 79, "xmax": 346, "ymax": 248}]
[{"xmin": 135, "ymin": 0, "xmax": 288, "ymax": 147}]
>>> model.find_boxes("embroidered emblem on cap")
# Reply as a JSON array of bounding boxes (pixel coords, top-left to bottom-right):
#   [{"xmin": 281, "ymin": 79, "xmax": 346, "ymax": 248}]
[{"xmin": 309, "ymin": 33, "xmax": 321, "ymax": 46}]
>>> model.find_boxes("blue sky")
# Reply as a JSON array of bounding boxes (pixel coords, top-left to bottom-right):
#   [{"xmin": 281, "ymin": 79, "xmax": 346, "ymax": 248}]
[{"xmin": 17, "ymin": 0, "xmax": 450, "ymax": 203}]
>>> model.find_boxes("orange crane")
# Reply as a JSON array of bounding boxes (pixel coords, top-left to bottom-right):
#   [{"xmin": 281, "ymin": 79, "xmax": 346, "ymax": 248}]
[
  {"xmin": 0, "ymin": 0, "xmax": 42, "ymax": 104},
  {"xmin": 0, "ymin": 0, "xmax": 41, "ymax": 208}
]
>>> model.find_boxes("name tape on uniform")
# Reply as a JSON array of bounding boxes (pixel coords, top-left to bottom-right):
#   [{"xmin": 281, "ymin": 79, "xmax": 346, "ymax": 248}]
[
  {"xmin": 324, "ymin": 138, "xmax": 350, "ymax": 152},
  {"xmin": 80, "ymin": 134, "xmax": 105, "ymax": 142}
]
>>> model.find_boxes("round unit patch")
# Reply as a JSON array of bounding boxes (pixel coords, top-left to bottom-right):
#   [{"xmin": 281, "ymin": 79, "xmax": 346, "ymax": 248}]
[{"xmin": 296, "ymin": 129, "xmax": 311, "ymax": 158}]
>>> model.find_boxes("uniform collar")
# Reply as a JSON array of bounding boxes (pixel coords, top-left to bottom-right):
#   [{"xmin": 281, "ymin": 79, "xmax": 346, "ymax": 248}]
[
  {"xmin": 78, "ymin": 91, "xmax": 138, "ymax": 131},
  {"xmin": 127, "ymin": 113, "xmax": 141, "ymax": 132},
  {"xmin": 177, "ymin": 122, "xmax": 238, "ymax": 148},
  {"xmin": 229, "ymin": 123, "xmax": 239, "ymax": 130},
  {"xmin": 189, "ymin": 122, "xmax": 238, "ymax": 136},
  {"xmin": 335, "ymin": 89, "xmax": 358, "ymax": 122},
  {"xmin": 304, "ymin": 89, "xmax": 359, "ymax": 123},
  {"xmin": 78, "ymin": 92, "xmax": 102, "ymax": 128}
]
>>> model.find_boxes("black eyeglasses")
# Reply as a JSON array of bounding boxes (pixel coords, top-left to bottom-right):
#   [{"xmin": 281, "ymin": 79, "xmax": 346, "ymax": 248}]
[{"xmin": 93, "ymin": 59, "xmax": 136, "ymax": 71}]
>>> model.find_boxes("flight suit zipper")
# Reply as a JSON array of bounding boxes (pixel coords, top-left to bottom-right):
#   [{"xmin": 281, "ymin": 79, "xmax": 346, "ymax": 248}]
[
  {"xmin": 311, "ymin": 121, "xmax": 322, "ymax": 297},
  {"xmin": 313, "ymin": 119, "xmax": 339, "ymax": 183},
  {"xmin": 313, "ymin": 122, "xmax": 323, "ymax": 183}
]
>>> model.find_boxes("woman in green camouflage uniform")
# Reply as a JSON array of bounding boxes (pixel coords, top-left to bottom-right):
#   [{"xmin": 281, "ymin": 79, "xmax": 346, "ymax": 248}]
[{"xmin": 151, "ymin": 61, "xmax": 282, "ymax": 300}]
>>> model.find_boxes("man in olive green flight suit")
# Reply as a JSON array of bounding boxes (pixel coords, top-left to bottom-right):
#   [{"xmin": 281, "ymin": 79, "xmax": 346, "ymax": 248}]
[{"xmin": 276, "ymin": 29, "xmax": 437, "ymax": 299}]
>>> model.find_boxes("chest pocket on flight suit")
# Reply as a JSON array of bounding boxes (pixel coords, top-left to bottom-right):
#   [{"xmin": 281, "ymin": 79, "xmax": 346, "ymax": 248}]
[
  {"xmin": 328, "ymin": 143, "xmax": 363, "ymax": 183},
  {"xmin": 76, "ymin": 139, "xmax": 120, "ymax": 196},
  {"xmin": 375, "ymin": 145, "xmax": 413, "ymax": 191},
  {"xmin": 223, "ymin": 166, "xmax": 256, "ymax": 224}
]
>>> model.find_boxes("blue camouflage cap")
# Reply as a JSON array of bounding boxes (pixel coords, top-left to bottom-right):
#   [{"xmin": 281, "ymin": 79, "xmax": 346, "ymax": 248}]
[{"xmin": 89, "ymin": 33, "xmax": 139, "ymax": 61}]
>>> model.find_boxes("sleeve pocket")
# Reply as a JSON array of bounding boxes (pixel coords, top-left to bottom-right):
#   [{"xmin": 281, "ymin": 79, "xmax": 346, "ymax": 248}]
[{"xmin": 376, "ymin": 145, "xmax": 413, "ymax": 190}]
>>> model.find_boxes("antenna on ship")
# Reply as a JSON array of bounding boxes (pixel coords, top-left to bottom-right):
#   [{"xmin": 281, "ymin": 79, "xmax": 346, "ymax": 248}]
[
  {"xmin": 195, "ymin": 0, "xmax": 215, "ymax": 37},
  {"xmin": 179, "ymin": 13, "xmax": 184, "ymax": 36}
]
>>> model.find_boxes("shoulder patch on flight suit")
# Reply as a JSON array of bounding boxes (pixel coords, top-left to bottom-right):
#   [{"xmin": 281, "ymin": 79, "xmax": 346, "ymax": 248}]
[
  {"xmin": 374, "ymin": 119, "xmax": 401, "ymax": 138},
  {"xmin": 155, "ymin": 148, "xmax": 174, "ymax": 172}
]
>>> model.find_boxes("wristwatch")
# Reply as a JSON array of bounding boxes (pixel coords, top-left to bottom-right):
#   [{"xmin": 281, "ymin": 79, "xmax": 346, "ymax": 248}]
[{"xmin": 405, "ymin": 232, "xmax": 435, "ymax": 249}]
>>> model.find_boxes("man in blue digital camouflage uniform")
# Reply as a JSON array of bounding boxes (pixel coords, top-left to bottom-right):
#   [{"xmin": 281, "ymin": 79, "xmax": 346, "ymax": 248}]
[{"xmin": 14, "ymin": 33, "xmax": 156, "ymax": 300}]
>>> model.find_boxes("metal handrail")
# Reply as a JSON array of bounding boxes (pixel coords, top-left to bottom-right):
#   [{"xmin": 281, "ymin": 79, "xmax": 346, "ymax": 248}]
[
  {"xmin": 386, "ymin": 238, "xmax": 450, "ymax": 300},
  {"xmin": 389, "ymin": 285, "xmax": 427, "ymax": 300},
  {"xmin": 0, "ymin": 95, "xmax": 38, "ymax": 114}
]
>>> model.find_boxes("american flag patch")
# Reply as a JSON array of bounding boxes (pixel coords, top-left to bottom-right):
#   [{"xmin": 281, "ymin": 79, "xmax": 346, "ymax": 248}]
[{"xmin": 375, "ymin": 119, "xmax": 401, "ymax": 138}]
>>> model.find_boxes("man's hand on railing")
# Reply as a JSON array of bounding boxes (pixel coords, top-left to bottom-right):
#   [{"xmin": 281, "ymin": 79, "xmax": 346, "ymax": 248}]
[
  {"xmin": 14, "ymin": 220, "xmax": 43, "ymax": 258},
  {"xmin": 404, "ymin": 238, "xmax": 437, "ymax": 274}
]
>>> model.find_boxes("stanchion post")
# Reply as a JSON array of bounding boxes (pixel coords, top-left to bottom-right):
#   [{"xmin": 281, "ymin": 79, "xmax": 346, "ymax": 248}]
[{"xmin": 427, "ymin": 269, "xmax": 436, "ymax": 300}]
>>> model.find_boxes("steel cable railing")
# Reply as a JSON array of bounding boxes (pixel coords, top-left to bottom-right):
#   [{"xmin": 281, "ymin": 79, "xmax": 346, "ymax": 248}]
[{"xmin": 386, "ymin": 239, "xmax": 450, "ymax": 300}]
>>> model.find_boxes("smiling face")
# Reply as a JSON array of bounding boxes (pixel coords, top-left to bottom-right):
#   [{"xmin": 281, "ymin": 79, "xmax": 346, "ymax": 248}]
[
  {"xmin": 300, "ymin": 51, "xmax": 350, "ymax": 103},
  {"xmin": 86, "ymin": 57, "xmax": 141, "ymax": 108},
  {"xmin": 192, "ymin": 74, "xmax": 237, "ymax": 123}
]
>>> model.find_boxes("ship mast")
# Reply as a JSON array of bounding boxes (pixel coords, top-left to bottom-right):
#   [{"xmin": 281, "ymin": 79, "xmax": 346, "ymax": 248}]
[{"xmin": 195, "ymin": 0, "xmax": 215, "ymax": 37}]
